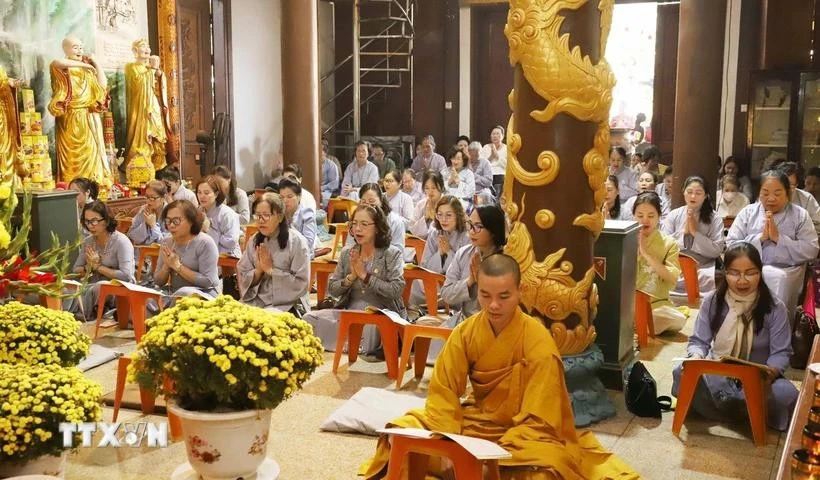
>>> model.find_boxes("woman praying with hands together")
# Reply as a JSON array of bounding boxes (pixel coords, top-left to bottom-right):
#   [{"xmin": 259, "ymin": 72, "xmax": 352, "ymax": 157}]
[
  {"xmin": 68, "ymin": 201, "xmax": 135, "ymax": 319},
  {"xmin": 441, "ymin": 147, "xmax": 475, "ymax": 202},
  {"xmin": 153, "ymin": 200, "xmax": 220, "ymax": 300},
  {"xmin": 237, "ymin": 192, "xmax": 311, "ymax": 314},
  {"xmin": 661, "ymin": 176, "xmax": 725, "ymax": 294},
  {"xmin": 302, "ymin": 204, "xmax": 406, "ymax": 355},
  {"xmin": 727, "ymin": 169, "xmax": 819, "ymax": 324},
  {"xmin": 196, "ymin": 175, "xmax": 241, "ymax": 258},
  {"xmin": 634, "ymin": 192, "xmax": 688, "ymax": 334},
  {"xmin": 127, "ymin": 180, "xmax": 170, "ymax": 246}
]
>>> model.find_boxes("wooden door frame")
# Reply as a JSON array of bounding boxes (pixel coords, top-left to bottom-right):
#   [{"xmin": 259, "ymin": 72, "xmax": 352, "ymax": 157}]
[
  {"xmin": 147, "ymin": 0, "xmax": 234, "ymax": 174},
  {"xmin": 470, "ymin": 3, "xmax": 509, "ymax": 140}
]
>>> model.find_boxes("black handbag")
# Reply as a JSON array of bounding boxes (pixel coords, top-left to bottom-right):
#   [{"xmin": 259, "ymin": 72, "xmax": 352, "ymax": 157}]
[
  {"xmin": 625, "ymin": 361, "xmax": 673, "ymax": 418},
  {"xmin": 791, "ymin": 306, "xmax": 819, "ymax": 369}
]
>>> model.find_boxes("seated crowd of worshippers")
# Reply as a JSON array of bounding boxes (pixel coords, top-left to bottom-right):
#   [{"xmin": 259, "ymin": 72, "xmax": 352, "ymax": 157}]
[{"xmin": 60, "ymin": 131, "xmax": 818, "ymax": 477}]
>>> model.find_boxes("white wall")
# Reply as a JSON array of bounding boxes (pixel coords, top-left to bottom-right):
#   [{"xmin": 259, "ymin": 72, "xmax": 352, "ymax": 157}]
[
  {"xmin": 231, "ymin": 0, "xmax": 283, "ymax": 190},
  {"xmin": 459, "ymin": 6, "xmax": 471, "ymax": 136}
]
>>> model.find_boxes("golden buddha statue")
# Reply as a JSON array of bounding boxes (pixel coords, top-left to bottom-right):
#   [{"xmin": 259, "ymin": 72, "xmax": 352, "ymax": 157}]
[
  {"xmin": 124, "ymin": 39, "xmax": 167, "ymax": 186},
  {"xmin": 0, "ymin": 65, "xmax": 28, "ymax": 191},
  {"xmin": 48, "ymin": 36, "xmax": 114, "ymax": 191}
]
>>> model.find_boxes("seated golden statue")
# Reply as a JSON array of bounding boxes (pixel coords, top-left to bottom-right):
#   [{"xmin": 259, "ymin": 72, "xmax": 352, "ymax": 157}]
[{"xmin": 48, "ymin": 36, "xmax": 114, "ymax": 191}]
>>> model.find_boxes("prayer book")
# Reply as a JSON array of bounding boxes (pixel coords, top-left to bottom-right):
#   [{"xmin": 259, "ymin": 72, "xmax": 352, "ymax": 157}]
[
  {"xmin": 365, "ymin": 306, "xmax": 410, "ymax": 325},
  {"xmin": 403, "ymin": 263, "xmax": 438, "ymax": 275},
  {"xmin": 672, "ymin": 356, "xmax": 770, "ymax": 372},
  {"xmin": 376, "ymin": 428, "xmax": 513, "ymax": 460},
  {"xmin": 107, "ymin": 280, "xmax": 164, "ymax": 296}
]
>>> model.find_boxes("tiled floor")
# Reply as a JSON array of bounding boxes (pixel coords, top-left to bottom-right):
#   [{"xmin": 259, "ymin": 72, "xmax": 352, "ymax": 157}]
[{"xmin": 62, "ymin": 299, "xmax": 798, "ymax": 479}]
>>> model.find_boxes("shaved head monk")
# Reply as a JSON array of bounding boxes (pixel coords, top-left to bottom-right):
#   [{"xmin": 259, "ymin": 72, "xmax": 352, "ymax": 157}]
[{"xmin": 361, "ymin": 254, "xmax": 638, "ymax": 479}]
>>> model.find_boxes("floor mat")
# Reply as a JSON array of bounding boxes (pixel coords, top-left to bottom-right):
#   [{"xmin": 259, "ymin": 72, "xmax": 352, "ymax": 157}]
[{"xmin": 78, "ymin": 344, "xmax": 121, "ymax": 372}]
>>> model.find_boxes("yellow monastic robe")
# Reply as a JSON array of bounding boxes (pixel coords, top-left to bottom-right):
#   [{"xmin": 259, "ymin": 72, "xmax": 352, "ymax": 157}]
[
  {"xmin": 125, "ymin": 62, "xmax": 167, "ymax": 184},
  {"xmin": 0, "ymin": 66, "xmax": 21, "ymax": 189},
  {"xmin": 48, "ymin": 63, "xmax": 113, "ymax": 188},
  {"xmin": 360, "ymin": 308, "xmax": 638, "ymax": 480}
]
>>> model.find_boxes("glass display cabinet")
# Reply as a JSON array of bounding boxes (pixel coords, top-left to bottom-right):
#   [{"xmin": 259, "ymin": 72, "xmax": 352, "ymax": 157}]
[{"xmin": 747, "ymin": 70, "xmax": 820, "ymax": 179}]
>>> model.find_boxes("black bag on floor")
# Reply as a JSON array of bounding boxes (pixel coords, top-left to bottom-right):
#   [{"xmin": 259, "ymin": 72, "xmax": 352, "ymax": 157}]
[{"xmin": 625, "ymin": 361, "xmax": 672, "ymax": 418}]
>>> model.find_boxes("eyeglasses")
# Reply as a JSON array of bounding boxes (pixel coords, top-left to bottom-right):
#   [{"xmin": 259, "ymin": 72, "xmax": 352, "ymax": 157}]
[
  {"xmin": 83, "ymin": 217, "xmax": 105, "ymax": 226},
  {"xmin": 466, "ymin": 220, "xmax": 485, "ymax": 233},
  {"xmin": 164, "ymin": 217, "xmax": 184, "ymax": 226},
  {"xmin": 436, "ymin": 212, "xmax": 456, "ymax": 221},
  {"xmin": 253, "ymin": 213, "xmax": 273, "ymax": 222},
  {"xmin": 145, "ymin": 195, "xmax": 162, "ymax": 201},
  {"xmin": 725, "ymin": 270, "xmax": 761, "ymax": 280},
  {"xmin": 349, "ymin": 221, "xmax": 375, "ymax": 229}
]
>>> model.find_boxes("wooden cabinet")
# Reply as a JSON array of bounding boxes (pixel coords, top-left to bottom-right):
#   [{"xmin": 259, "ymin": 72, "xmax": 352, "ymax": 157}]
[{"xmin": 747, "ymin": 70, "xmax": 820, "ymax": 179}]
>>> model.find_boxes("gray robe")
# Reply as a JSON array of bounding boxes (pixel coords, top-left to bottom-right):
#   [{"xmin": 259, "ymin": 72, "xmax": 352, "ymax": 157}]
[
  {"xmin": 302, "ymin": 245, "xmax": 406, "ymax": 354},
  {"xmin": 205, "ymin": 203, "xmax": 241, "ymax": 258},
  {"xmin": 238, "ymin": 228, "xmax": 311, "ymax": 312},
  {"xmin": 409, "ymin": 228, "xmax": 470, "ymax": 306},
  {"xmin": 469, "ymin": 157, "xmax": 494, "ymax": 196},
  {"xmin": 671, "ymin": 292, "xmax": 798, "ymax": 431},
  {"xmin": 155, "ymin": 233, "xmax": 221, "ymax": 299},
  {"xmin": 661, "ymin": 206, "xmax": 725, "ymax": 293},
  {"xmin": 68, "ymin": 231, "xmax": 136, "ymax": 319},
  {"xmin": 612, "ymin": 166, "xmax": 638, "ymax": 202},
  {"xmin": 726, "ymin": 202, "xmax": 819, "ymax": 324},
  {"xmin": 290, "ymin": 204, "xmax": 317, "ymax": 255}
]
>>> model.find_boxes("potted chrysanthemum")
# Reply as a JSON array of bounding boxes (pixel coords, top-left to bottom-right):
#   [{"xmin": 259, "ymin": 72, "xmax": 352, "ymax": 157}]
[
  {"xmin": 0, "ymin": 363, "xmax": 103, "ymax": 478},
  {"xmin": 0, "ymin": 301, "xmax": 91, "ymax": 367},
  {"xmin": 128, "ymin": 295, "xmax": 324, "ymax": 479}
]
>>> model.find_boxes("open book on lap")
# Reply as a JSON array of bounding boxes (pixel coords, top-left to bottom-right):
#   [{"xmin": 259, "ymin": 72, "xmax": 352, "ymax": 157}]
[
  {"xmin": 672, "ymin": 355, "xmax": 770, "ymax": 372},
  {"xmin": 376, "ymin": 427, "xmax": 512, "ymax": 460}
]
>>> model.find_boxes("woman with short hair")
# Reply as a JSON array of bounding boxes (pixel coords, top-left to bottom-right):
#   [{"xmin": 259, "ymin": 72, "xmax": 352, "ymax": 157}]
[
  {"xmin": 196, "ymin": 175, "xmax": 241, "ymax": 258},
  {"xmin": 69, "ymin": 201, "xmax": 135, "ymax": 319},
  {"xmin": 279, "ymin": 177, "xmax": 317, "ymax": 254},
  {"xmin": 153, "ymin": 200, "xmax": 221, "ymax": 299},
  {"xmin": 127, "ymin": 180, "xmax": 170, "ymax": 246},
  {"xmin": 302, "ymin": 204, "xmax": 406, "ymax": 354}
]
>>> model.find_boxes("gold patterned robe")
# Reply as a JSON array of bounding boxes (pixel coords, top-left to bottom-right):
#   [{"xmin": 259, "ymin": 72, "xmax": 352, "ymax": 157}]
[
  {"xmin": 361, "ymin": 307, "xmax": 638, "ymax": 480},
  {"xmin": 47, "ymin": 63, "xmax": 113, "ymax": 188},
  {"xmin": 125, "ymin": 62, "xmax": 167, "ymax": 184},
  {"xmin": 0, "ymin": 66, "xmax": 21, "ymax": 189}
]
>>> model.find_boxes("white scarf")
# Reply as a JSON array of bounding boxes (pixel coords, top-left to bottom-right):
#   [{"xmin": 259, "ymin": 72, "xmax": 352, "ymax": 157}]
[{"xmin": 712, "ymin": 290, "xmax": 758, "ymax": 360}]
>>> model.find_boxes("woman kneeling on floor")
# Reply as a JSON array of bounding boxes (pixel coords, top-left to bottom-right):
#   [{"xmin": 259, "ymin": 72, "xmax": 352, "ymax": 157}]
[{"xmin": 671, "ymin": 242, "xmax": 798, "ymax": 431}]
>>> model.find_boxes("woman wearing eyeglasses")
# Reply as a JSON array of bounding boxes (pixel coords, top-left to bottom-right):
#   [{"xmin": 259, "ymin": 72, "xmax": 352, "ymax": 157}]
[
  {"xmin": 69, "ymin": 201, "xmax": 135, "ymax": 319},
  {"xmin": 409, "ymin": 170, "xmax": 445, "ymax": 239},
  {"xmin": 238, "ymin": 192, "xmax": 311, "ymax": 314},
  {"xmin": 409, "ymin": 195, "xmax": 469, "ymax": 307},
  {"xmin": 153, "ymin": 200, "xmax": 221, "ymax": 300},
  {"xmin": 417, "ymin": 205, "xmax": 508, "ymax": 360},
  {"xmin": 727, "ymin": 169, "xmax": 819, "ymax": 324},
  {"xmin": 127, "ymin": 180, "xmax": 170, "ymax": 246},
  {"xmin": 302, "ymin": 204, "xmax": 406, "ymax": 354},
  {"xmin": 195, "ymin": 175, "xmax": 241, "ymax": 258},
  {"xmin": 345, "ymin": 183, "xmax": 406, "ymax": 252},
  {"xmin": 671, "ymin": 242, "xmax": 797, "ymax": 431},
  {"xmin": 279, "ymin": 178, "xmax": 317, "ymax": 256}
]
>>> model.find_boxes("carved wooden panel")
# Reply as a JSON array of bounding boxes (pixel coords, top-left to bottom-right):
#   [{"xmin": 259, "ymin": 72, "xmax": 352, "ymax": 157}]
[
  {"xmin": 178, "ymin": 0, "xmax": 215, "ymax": 180},
  {"xmin": 106, "ymin": 197, "xmax": 148, "ymax": 218}
]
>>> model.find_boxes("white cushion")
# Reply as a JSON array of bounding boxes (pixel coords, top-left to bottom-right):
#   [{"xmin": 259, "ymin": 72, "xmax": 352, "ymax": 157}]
[{"xmin": 320, "ymin": 387, "xmax": 426, "ymax": 436}]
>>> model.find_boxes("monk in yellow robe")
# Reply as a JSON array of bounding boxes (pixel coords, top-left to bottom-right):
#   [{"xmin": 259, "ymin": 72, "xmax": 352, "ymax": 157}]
[
  {"xmin": 0, "ymin": 65, "xmax": 27, "ymax": 190},
  {"xmin": 361, "ymin": 254, "xmax": 638, "ymax": 480},
  {"xmin": 48, "ymin": 36, "xmax": 114, "ymax": 190},
  {"xmin": 124, "ymin": 39, "xmax": 167, "ymax": 186}
]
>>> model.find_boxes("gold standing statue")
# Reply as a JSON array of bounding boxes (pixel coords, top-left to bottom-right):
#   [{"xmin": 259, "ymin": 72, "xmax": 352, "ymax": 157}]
[
  {"xmin": 48, "ymin": 36, "xmax": 114, "ymax": 191},
  {"xmin": 124, "ymin": 39, "xmax": 168, "ymax": 187},
  {"xmin": 0, "ymin": 65, "xmax": 28, "ymax": 191},
  {"xmin": 503, "ymin": 0, "xmax": 616, "ymax": 355}
]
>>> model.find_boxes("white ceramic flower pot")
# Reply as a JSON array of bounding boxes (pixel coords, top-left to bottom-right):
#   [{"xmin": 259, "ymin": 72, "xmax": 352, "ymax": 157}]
[
  {"xmin": 168, "ymin": 402, "xmax": 272, "ymax": 480},
  {"xmin": 0, "ymin": 451, "xmax": 67, "ymax": 479}
]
